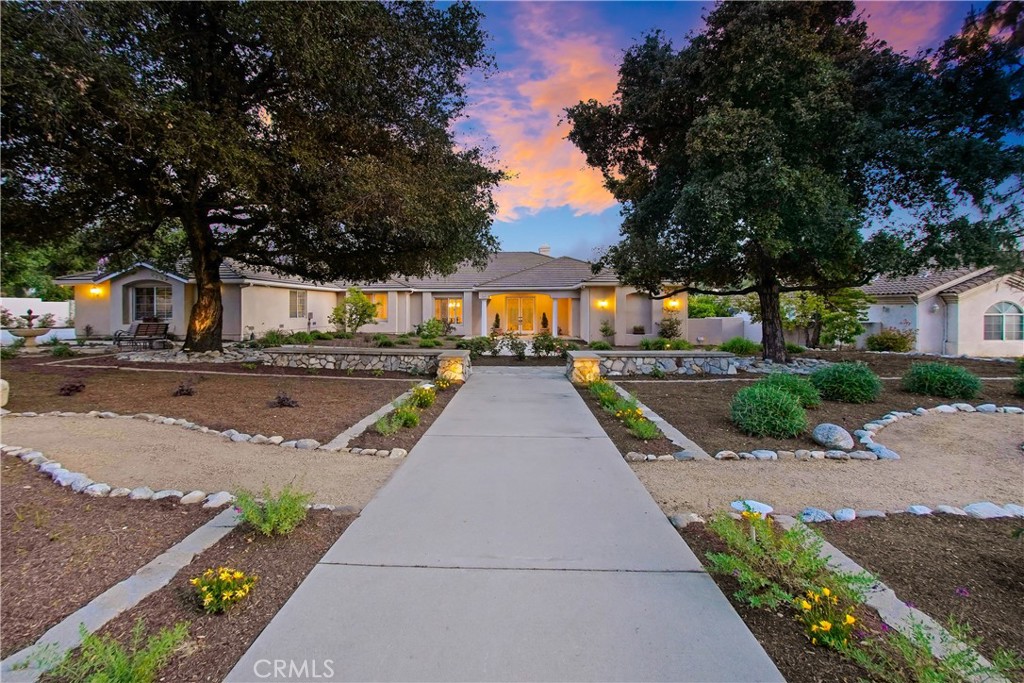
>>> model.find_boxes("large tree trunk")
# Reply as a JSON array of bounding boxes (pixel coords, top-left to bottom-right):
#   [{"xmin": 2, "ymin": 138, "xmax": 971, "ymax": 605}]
[
  {"xmin": 182, "ymin": 217, "xmax": 224, "ymax": 352},
  {"xmin": 807, "ymin": 314, "xmax": 822, "ymax": 348},
  {"xmin": 757, "ymin": 279, "xmax": 787, "ymax": 363}
]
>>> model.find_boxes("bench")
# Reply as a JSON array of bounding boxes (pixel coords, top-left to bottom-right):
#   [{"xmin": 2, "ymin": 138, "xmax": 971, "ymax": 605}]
[{"xmin": 114, "ymin": 322, "xmax": 171, "ymax": 350}]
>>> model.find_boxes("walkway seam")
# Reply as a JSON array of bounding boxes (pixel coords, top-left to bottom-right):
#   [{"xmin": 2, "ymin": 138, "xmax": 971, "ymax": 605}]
[{"xmin": 0, "ymin": 507, "xmax": 241, "ymax": 682}]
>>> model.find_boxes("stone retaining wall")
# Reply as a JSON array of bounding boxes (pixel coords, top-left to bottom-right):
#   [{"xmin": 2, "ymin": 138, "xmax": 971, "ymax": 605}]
[
  {"xmin": 566, "ymin": 350, "xmax": 738, "ymax": 379},
  {"xmin": 264, "ymin": 346, "xmax": 471, "ymax": 379}
]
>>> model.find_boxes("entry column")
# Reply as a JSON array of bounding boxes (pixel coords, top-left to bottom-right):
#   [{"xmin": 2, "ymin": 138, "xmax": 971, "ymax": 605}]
[
  {"xmin": 552, "ymin": 298, "xmax": 560, "ymax": 337},
  {"xmin": 479, "ymin": 296, "xmax": 488, "ymax": 337}
]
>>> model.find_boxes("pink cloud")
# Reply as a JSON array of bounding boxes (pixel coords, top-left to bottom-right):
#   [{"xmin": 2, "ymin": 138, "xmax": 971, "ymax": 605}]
[
  {"xmin": 464, "ymin": 3, "xmax": 619, "ymax": 222},
  {"xmin": 860, "ymin": 1, "xmax": 958, "ymax": 54}
]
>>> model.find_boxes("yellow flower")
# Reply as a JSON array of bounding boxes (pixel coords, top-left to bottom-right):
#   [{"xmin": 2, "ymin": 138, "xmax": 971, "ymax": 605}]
[
  {"xmin": 812, "ymin": 637, "xmax": 817, "ymax": 645},
  {"xmin": 832, "ymin": 596, "xmax": 839, "ymax": 605},
  {"xmin": 233, "ymin": 571, "xmax": 244, "ymax": 579},
  {"xmin": 190, "ymin": 578, "xmax": 200, "ymax": 586},
  {"xmin": 821, "ymin": 587, "xmax": 831, "ymax": 597},
  {"xmin": 222, "ymin": 591, "xmax": 233, "ymax": 600},
  {"xmin": 819, "ymin": 620, "xmax": 832, "ymax": 632},
  {"xmin": 219, "ymin": 572, "xmax": 231, "ymax": 581},
  {"xmin": 203, "ymin": 595, "xmax": 213, "ymax": 606},
  {"xmin": 204, "ymin": 569, "xmax": 214, "ymax": 577},
  {"xmin": 800, "ymin": 600, "xmax": 812, "ymax": 611},
  {"xmin": 811, "ymin": 624, "xmax": 819, "ymax": 632},
  {"xmin": 845, "ymin": 614, "xmax": 856, "ymax": 625},
  {"xmin": 201, "ymin": 585, "xmax": 209, "ymax": 592}
]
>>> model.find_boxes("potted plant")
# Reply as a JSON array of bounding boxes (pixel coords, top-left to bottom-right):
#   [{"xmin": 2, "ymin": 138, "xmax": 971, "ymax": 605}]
[{"xmin": 541, "ymin": 312, "xmax": 549, "ymax": 331}]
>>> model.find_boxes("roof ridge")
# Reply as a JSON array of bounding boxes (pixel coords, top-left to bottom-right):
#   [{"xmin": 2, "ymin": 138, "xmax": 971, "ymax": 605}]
[{"xmin": 475, "ymin": 255, "xmax": 563, "ymax": 286}]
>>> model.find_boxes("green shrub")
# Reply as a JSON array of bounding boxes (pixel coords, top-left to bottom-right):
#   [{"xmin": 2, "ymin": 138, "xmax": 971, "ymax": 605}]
[
  {"xmin": 257, "ymin": 330, "xmax": 289, "ymax": 347},
  {"xmin": 53, "ymin": 620, "xmax": 188, "ymax": 683},
  {"xmin": 639, "ymin": 337, "xmax": 670, "ymax": 351},
  {"xmin": 455, "ymin": 336, "xmax": 497, "ymax": 359},
  {"xmin": 730, "ymin": 385, "xmax": 807, "ymax": 438},
  {"xmin": 810, "ymin": 362, "xmax": 882, "ymax": 403},
  {"xmin": 329, "ymin": 287, "xmax": 379, "ymax": 334},
  {"xmin": 375, "ymin": 338, "xmax": 395, "ymax": 348},
  {"xmin": 785, "ymin": 342, "xmax": 805, "ymax": 355},
  {"xmin": 719, "ymin": 337, "xmax": 762, "ymax": 355},
  {"xmin": 588, "ymin": 379, "xmax": 619, "ymax": 409},
  {"xmin": 556, "ymin": 340, "xmax": 581, "ymax": 358},
  {"xmin": 501, "ymin": 331, "xmax": 527, "ymax": 360},
  {"xmin": 757, "ymin": 373, "xmax": 821, "ymax": 409},
  {"xmin": 626, "ymin": 416, "xmax": 660, "ymax": 440},
  {"xmin": 866, "ymin": 327, "xmax": 916, "ymax": 352},
  {"xmin": 669, "ymin": 338, "xmax": 694, "ymax": 350},
  {"xmin": 417, "ymin": 318, "xmax": 446, "ymax": 339},
  {"xmin": 589, "ymin": 340, "xmax": 612, "ymax": 350},
  {"xmin": 333, "ymin": 331, "xmax": 354, "ymax": 339},
  {"xmin": 902, "ymin": 362, "xmax": 981, "ymax": 399},
  {"xmin": 392, "ymin": 403, "xmax": 420, "ymax": 428},
  {"xmin": 234, "ymin": 485, "xmax": 312, "ymax": 536},
  {"xmin": 287, "ymin": 331, "xmax": 313, "ymax": 344},
  {"xmin": 409, "ymin": 385, "xmax": 436, "ymax": 408},
  {"xmin": 0, "ymin": 346, "xmax": 18, "ymax": 360},
  {"xmin": 418, "ymin": 338, "xmax": 441, "ymax": 348},
  {"xmin": 657, "ymin": 313, "xmax": 683, "ymax": 339},
  {"xmin": 374, "ymin": 414, "xmax": 400, "ymax": 436},
  {"xmin": 531, "ymin": 331, "xmax": 558, "ymax": 357},
  {"xmin": 311, "ymin": 330, "xmax": 333, "ymax": 340},
  {"xmin": 51, "ymin": 343, "xmax": 75, "ymax": 358}
]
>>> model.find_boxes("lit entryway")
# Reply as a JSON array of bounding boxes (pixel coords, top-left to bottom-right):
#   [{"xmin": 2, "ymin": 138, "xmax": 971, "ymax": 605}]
[{"xmin": 505, "ymin": 296, "xmax": 536, "ymax": 334}]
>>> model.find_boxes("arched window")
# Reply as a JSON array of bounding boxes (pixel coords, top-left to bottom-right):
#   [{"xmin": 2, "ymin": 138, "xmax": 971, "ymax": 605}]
[{"xmin": 983, "ymin": 302, "xmax": 1023, "ymax": 341}]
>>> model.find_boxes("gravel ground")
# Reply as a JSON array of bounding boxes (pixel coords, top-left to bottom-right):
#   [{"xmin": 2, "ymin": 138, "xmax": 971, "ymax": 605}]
[
  {"xmin": 1, "ymin": 417, "xmax": 399, "ymax": 507},
  {"xmin": 633, "ymin": 412, "xmax": 1024, "ymax": 515}
]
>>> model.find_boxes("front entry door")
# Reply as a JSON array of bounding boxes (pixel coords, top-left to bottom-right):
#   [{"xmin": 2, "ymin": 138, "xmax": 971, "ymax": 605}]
[{"xmin": 506, "ymin": 296, "xmax": 536, "ymax": 334}]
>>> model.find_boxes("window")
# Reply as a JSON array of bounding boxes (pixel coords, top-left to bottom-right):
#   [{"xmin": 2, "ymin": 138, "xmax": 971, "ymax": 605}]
[
  {"xmin": 289, "ymin": 290, "xmax": 307, "ymax": 318},
  {"xmin": 983, "ymin": 301, "xmax": 1023, "ymax": 340},
  {"xmin": 133, "ymin": 286, "xmax": 172, "ymax": 321},
  {"xmin": 434, "ymin": 297, "xmax": 463, "ymax": 324},
  {"xmin": 370, "ymin": 293, "xmax": 388, "ymax": 321}
]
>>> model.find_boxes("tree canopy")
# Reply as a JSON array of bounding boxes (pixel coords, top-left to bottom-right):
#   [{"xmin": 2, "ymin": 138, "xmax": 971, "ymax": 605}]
[
  {"xmin": 2, "ymin": 1, "xmax": 503, "ymax": 350},
  {"xmin": 566, "ymin": 0, "xmax": 1023, "ymax": 361}
]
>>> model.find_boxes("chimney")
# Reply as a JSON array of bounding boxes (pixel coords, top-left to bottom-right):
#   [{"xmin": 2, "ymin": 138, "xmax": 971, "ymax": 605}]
[{"xmin": 538, "ymin": 244, "xmax": 551, "ymax": 256}]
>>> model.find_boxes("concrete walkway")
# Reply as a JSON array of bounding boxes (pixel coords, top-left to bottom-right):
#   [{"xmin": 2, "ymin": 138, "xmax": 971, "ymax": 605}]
[{"xmin": 227, "ymin": 366, "xmax": 782, "ymax": 682}]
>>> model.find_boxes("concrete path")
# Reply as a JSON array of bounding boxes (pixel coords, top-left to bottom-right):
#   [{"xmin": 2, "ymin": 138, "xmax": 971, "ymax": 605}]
[{"xmin": 227, "ymin": 366, "xmax": 782, "ymax": 682}]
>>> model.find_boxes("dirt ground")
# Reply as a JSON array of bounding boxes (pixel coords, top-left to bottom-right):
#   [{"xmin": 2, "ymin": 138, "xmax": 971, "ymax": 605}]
[
  {"xmin": 622, "ymin": 378, "xmax": 1020, "ymax": 455},
  {"xmin": 798, "ymin": 350, "xmax": 1020, "ymax": 378},
  {"xmin": 1, "ymin": 417, "xmax": 399, "ymax": 507},
  {"xmin": 1, "ymin": 357, "xmax": 420, "ymax": 442},
  {"xmin": 632, "ymin": 412, "xmax": 1023, "ymax": 515},
  {"xmin": 573, "ymin": 384, "xmax": 677, "ymax": 455},
  {"xmin": 818, "ymin": 516, "xmax": 1024, "ymax": 664},
  {"xmin": 0, "ymin": 458, "xmax": 217, "ymax": 658}
]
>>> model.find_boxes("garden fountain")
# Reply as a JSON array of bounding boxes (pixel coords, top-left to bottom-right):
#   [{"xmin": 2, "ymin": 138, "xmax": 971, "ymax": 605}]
[{"xmin": 6, "ymin": 309, "xmax": 51, "ymax": 349}]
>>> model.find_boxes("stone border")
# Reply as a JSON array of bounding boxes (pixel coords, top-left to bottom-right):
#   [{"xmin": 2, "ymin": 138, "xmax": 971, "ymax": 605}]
[
  {"xmin": 710, "ymin": 401, "xmax": 1023, "ymax": 463},
  {"xmin": 797, "ymin": 499, "xmax": 1024, "ymax": 524},
  {"xmin": 606, "ymin": 380, "xmax": 711, "ymax": 462}
]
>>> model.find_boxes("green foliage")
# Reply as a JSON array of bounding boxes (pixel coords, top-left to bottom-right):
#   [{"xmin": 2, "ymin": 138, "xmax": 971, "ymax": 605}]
[
  {"xmin": 731, "ymin": 384, "xmax": 808, "ymax": 437},
  {"xmin": 1, "ymin": 346, "xmax": 18, "ymax": 360},
  {"xmin": 786, "ymin": 342, "xmax": 805, "ymax": 354},
  {"xmin": 53, "ymin": 620, "xmax": 188, "ymax": 683},
  {"xmin": 902, "ymin": 362, "xmax": 981, "ymax": 399},
  {"xmin": 719, "ymin": 337, "xmax": 762, "ymax": 355},
  {"xmin": 287, "ymin": 331, "xmax": 313, "ymax": 344},
  {"xmin": 1015, "ymin": 357, "xmax": 1024, "ymax": 397},
  {"xmin": 374, "ymin": 414, "xmax": 400, "ymax": 436},
  {"xmin": 820, "ymin": 310, "xmax": 865, "ymax": 347},
  {"xmin": 626, "ymin": 416, "xmax": 660, "ymax": 440},
  {"xmin": 649, "ymin": 366, "xmax": 666, "ymax": 379},
  {"xmin": 540, "ymin": 312, "xmax": 549, "ymax": 330},
  {"xmin": 330, "ymin": 288, "xmax": 380, "ymax": 335},
  {"xmin": 588, "ymin": 340, "xmax": 612, "ymax": 350},
  {"xmin": 757, "ymin": 373, "xmax": 822, "ymax": 409},
  {"xmin": 657, "ymin": 313, "xmax": 683, "ymax": 339},
  {"xmin": 866, "ymin": 327, "xmax": 917, "ymax": 352},
  {"xmin": 191, "ymin": 566, "xmax": 257, "ymax": 614},
  {"xmin": 555, "ymin": 340, "xmax": 581, "ymax": 358},
  {"xmin": 639, "ymin": 337, "xmax": 669, "ymax": 350},
  {"xmin": 3, "ymin": 2, "xmax": 503, "ymax": 352},
  {"xmin": 392, "ymin": 403, "xmax": 420, "ymax": 428},
  {"xmin": 257, "ymin": 330, "xmax": 289, "ymax": 347},
  {"xmin": 50, "ymin": 343, "xmax": 75, "ymax": 358},
  {"xmin": 588, "ymin": 379, "xmax": 620, "ymax": 409},
  {"xmin": 688, "ymin": 294, "xmax": 733, "ymax": 319},
  {"xmin": 599, "ymin": 319, "xmax": 615, "ymax": 340},
  {"xmin": 409, "ymin": 385, "xmax": 436, "ymax": 408},
  {"xmin": 1, "ymin": 307, "xmax": 16, "ymax": 327},
  {"xmin": 234, "ymin": 485, "xmax": 312, "ymax": 536},
  {"xmin": 418, "ymin": 338, "xmax": 441, "ymax": 348},
  {"xmin": 669, "ymin": 338, "xmax": 695, "ymax": 350},
  {"xmin": 566, "ymin": 1, "xmax": 1020, "ymax": 363},
  {"xmin": 417, "ymin": 318, "xmax": 446, "ymax": 339},
  {"xmin": 500, "ymin": 331, "xmax": 527, "ymax": 360},
  {"xmin": 810, "ymin": 363, "xmax": 882, "ymax": 403},
  {"xmin": 455, "ymin": 335, "xmax": 497, "ymax": 359},
  {"xmin": 0, "ymin": 238, "xmax": 93, "ymax": 301},
  {"xmin": 311, "ymin": 330, "xmax": 333, "ymax": 340}
]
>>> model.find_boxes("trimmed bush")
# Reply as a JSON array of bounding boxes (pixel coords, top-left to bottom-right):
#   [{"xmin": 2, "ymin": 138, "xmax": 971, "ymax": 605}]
[
  {"xmin": 589, "ymin": 340, "xmax": 612, "ymax": 350},
  {"xmin": 757, "ymin": 373, "xmax": 821, "ymax": 408},
  {"xmin": 639, "ymin": 337, "xmax": 669, "ymax": 351},
  {"xmin": 669, "ymin": 338, "xmax": 695, "ymax": 350},
  {"xmin": 902, "ymin": 362, "xmax": 981, "ymax": 399},
  {"xmin": 785, "ymin": 342, "xmax": 805, "ymax": 355},
  {"xmin": 865, "ymin": 327, "xmax": 916, "ymax": 352},
  {"xmin": 455, "ymin": 336, "xmax": 497, "ymax": 358},
  {"xmin": 719, "ymin": 337, "xmax": 762, "ymax": 355},
  {"xmin": 810, "ymin": 363, "xmax": 881, "ymax": 404},
  {"xmin": 730, "ymin": 385, "xmax": 807, "ymax": 438},
  {"xmin": 234, "ymin": 485, "xmax": 312, "ymax": 536}
]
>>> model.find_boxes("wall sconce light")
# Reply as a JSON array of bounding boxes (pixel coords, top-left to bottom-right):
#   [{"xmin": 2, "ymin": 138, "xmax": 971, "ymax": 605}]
[
  {"xmin": 666, "ymin": 299, "xmax": 681, "ymax": 310},
  {"xmin": 89, "ymin": 286, "xmax": 103, "ymax": 297},
  {"xmin": 597, "ymin": 299, "xmax": 609, "ymax": 309},
  {"xmin": 930, "ymin": 303, "xmax": 940, "ymax": 313}
]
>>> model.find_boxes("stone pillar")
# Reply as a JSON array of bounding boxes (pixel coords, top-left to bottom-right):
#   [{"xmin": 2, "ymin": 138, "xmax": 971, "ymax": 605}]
[
  {"xmin": 566, "ymin": 350, "xmax": 602, "ymax": 384},
  {"xmin": 551, "ymin": 298, "xmax": 559, "ymax": 337}
]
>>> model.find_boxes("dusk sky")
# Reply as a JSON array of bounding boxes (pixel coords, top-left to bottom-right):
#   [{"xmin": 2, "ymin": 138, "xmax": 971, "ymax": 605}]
[{"xmin": 459, "ymin": 1, "xmax": 978, "ymax": 260}]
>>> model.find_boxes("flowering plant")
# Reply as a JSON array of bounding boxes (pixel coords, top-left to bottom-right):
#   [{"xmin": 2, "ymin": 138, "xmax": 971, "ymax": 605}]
[
  {"xmin": 434, "ymin": 377, "xmax": 452, "ymax": 391},
  {"xmin": 409, "ymin": 385, "xmax": 436, "ymax": 408},
  {"xmin": 795, "ymin": 586, "xmax": 857, "ymax": 649},
  {"xmin": 191, "ymin": 566, "xmax": 257, "ymax": 614}
]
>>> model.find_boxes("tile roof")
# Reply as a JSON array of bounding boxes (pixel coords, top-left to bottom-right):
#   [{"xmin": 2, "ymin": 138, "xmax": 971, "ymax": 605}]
[
  {"xmin": 941, "ymin": 268, "xmax": 1024, "ymax": 295},
  {"xmin": 401, "ymin": 252, "xmax": 553, "ymax": 289},
  {"xmin": 861, "ymin": 268, "xmax": 985, "ymax": 296},
  {"xmin": 479, "ymin": 257, "xmax": 602, "ymax": 289}
]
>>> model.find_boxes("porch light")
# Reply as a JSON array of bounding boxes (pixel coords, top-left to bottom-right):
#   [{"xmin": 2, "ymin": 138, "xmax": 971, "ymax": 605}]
[
  {"xmin": 597, "ymin": 299, "xmax": 609, "ymax": 309},
  {"xmin": 666, "ymin": 299, "xmax": 681, "ymax": 309},
  {"xmin": 89, "ymin": 286, "xmax": 103, "ymax": 297}
]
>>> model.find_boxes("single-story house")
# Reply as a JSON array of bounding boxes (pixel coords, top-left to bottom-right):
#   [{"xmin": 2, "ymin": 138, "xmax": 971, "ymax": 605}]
[
  {"xmin": 56, "ymin": 248, "xmax": 688, "ymax": 344},
  {"xmin": 860, "ymin": 267, "xmax": 1024, "ymax": 357}
]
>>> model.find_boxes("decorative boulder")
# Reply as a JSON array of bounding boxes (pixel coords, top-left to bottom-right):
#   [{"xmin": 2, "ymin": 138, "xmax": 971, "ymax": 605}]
[
  {"xmin": 834, "ymin": 508, "xmax": 856, "ymax": 522},
  {"xmin": 811, "ymin": 423, "xmax": 854, "ymax": 450},
  {"xmin": 800, "ymin": 507, "xmax": 834, "ymax": 523},
  {"xmin": 730, "ymin": 500, "xmax": 773, "ymax": 515}
]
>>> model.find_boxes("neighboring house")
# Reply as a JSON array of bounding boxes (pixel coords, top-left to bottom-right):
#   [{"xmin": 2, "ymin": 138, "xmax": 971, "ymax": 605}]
[
  {"xmin": 860, "ymin": 267, "xmax": 1024, "ymax": 357},
  {"xmin": 56, "ymin": 248, "xmax": 688, "ymax": 344}
]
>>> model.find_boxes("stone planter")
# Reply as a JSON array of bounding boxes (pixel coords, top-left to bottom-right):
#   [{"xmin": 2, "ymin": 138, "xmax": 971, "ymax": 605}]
[{"xmin": 6, "ymin": 328, "xmax": 51, "ymax": 348}]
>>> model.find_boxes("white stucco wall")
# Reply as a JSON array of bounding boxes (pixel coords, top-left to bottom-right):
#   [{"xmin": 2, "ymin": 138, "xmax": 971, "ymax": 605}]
[
  {"xmin": 947, "ymin": 279, "xmax": 1024, "ymax": 357},
  {"xmin": 0, "ymin": 298, "xmax": 73, "ymax": 327},
  {"xmin": 240, "ymin": 285, "xmax": 340, "ymax": 338}
]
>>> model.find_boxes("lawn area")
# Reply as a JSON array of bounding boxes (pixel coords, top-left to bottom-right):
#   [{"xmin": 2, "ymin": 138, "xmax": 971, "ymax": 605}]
[
  {"xmin": 1, "ymin": 356, "xmax": 426, "ymax": 443},
  {"xmin": 0, "ymin": 459, "xmax": 217, "ymax": 658}
]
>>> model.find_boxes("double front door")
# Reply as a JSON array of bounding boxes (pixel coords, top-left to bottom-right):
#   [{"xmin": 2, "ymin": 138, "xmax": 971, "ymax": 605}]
[{"xmin": 505, "ymin": 296, "xmax": 536, "ymax": 334}]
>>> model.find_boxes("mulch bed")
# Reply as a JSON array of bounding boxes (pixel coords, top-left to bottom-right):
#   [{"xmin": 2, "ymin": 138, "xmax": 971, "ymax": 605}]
[
  {"xmin": 798, "ymin": 350, "xmax": 1020, "ymax": 378},
  {"xmin": 818, "ymin": 515, "xmax": 1024, "ymax": 663},
  {"xmin": 573, "ymin": 385, "xmax": 677, "ymax": 456},
  {"xmin": 621, "ymin": 379, "xmax": 1020, "ymax": 455},
  {"xmin": 681, "ymin": 524, "xmax": 873, "ymax": 683},
  {"xmin": 348, "ymin": 383, "xmax": 461, "ymax": 451},
  {"xmin": 1, "ymin": 360, "xmax": 422, "ymax": 443},
  {"xmin": 44, "ymin": 510, "xmax": 356, "ymax": 682},
  {"xmin": 0, "ymin": 458, "xmax": 218, "ymax": 658}
]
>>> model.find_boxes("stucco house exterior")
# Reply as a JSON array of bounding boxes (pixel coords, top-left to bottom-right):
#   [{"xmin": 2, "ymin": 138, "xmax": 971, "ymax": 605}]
[
  {"xmin": 860, "ymin": 267, "xmax": 1024, "ymax": 357},
  {"xmin": 56, "ymin": 249, "xmax": 688, "ymax": 345}
]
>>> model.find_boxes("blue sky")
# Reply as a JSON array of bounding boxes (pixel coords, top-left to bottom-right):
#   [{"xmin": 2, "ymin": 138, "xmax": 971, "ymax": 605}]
[{"xmin": 459, "ymin": 1, "xmax": 978, "ymax": 259}]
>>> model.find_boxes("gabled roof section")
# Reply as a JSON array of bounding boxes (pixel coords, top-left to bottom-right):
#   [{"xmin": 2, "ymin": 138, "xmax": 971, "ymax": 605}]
[
  {"xmin": 584, "ymin": 268, "xmax": 621, "ymax": 284},
  {"xmin": 862, "ymin": 267, "xmax": 986, "ymax": 297},
  {"xmin": 479, "ymin": 256, "xmax": 605, "ymax": 289},
  {"xmin": 402, "ymin": 252, "xmax": 553, "ymax": 289},
  {"xmin": 941, "ymin": 268, "xmax": 1024, "ymax": 295}
]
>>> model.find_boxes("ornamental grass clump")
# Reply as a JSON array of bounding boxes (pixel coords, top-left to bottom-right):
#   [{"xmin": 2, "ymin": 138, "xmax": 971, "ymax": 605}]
[
  {"xmin": 810, "ymin": 362, "xmax": 882, "ymax": 403},
  {"xmin": 191, "ymin": 566, "xmax": 257, "ymax": 614},
  {"xmin": 719, "ymin": 337, "xmax": 762, "ymax": 355},
  {"xmin": 730, "ymin": 385, "xmax": 807, "ymax": 438},
  {"xmin": 53, "ymin": 620, "xmax": 188, "ymax": 683},
  {"xmin": 902, "ymin": 362, "xmax": 981, "ymax": 399},
  {"xmin": 234, "ymin": 485, "xmax": 312, "ymax": 536},
  {"xmin": 588, "ymin": 379, "xmax": 619, "ymax": 409},
  {"xmin": 757, "ymin": 373, "xmax": 822, "ymax": 408}
]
